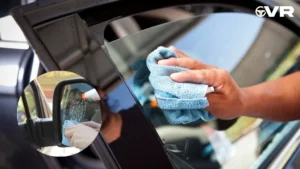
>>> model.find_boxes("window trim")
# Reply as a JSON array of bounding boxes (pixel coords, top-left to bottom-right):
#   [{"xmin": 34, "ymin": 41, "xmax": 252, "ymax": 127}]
[{"xmin": 29, "ymin": 80, "xmax": 45, "ymax": 118}]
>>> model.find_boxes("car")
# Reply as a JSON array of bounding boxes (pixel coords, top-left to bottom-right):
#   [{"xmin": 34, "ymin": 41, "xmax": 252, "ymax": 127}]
[{"xmin": 0, "ymin": 0, "xmax": 300, "ymax": 169}]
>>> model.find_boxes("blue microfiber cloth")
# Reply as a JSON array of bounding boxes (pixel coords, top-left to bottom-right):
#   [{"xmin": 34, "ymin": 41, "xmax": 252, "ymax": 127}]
[
  {"xmin": 130, "ymin": 58, "xmax": 150, "ymax": 105},
  {"xmin": 146, "ymin": 47, "xmax": 215, "ymax": 124},
  {"xmin": 130, "ymin": 58, "xmax": 150, "ymax": 87},
  {"xmin": 62, "ymin": 120, "xmax": 78, "ymax": 146}
]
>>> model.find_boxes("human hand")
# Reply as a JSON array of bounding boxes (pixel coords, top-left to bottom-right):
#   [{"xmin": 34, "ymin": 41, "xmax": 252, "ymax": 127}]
[
  {"xmin": 81, "ymin": 121, "xmax": 101, "ymax": 131},
  {"xmin": 64, "ymin": 123, "xmax": 98, "ymax": 149},
  {"xmin": 158, "ymin": 46, "xmax": 247, "ymax": 120}
]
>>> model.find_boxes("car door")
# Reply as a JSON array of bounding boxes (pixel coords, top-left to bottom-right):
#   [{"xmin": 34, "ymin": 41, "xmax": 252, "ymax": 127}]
[
  {"xmin": 9, "ymin": 1, "xmax": 300, "ymax": 169},
  {"xmin": 0, "ymin": 42, "xmax": 49, "ymax": 169}
]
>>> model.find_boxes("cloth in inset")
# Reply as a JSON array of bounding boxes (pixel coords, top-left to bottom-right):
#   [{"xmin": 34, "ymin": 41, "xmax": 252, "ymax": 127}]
[{"xmin": 62, "ymin": 120, "xmax": 78, "ymax": 146}]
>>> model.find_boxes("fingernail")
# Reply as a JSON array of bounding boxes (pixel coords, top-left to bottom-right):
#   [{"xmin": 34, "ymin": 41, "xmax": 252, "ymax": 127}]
[
  {"xmin": 158, "ymin": 60, "xmax": 167, "ymax": 65},
  {"xmin": 170, "ymin": 73, "xmax": 180, "ymax": 79},
  {"xmin": 169, "ymin": 46, "xmax": 176, "ymax": 50}
]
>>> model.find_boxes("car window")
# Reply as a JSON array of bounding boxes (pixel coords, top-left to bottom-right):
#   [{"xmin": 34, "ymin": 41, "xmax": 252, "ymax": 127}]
[
  {"xmin": 102, "ymin": 12, "xmax": 300, "ymax": 169},
  {"xmin": 94, "ymin": 57, "xmax": 174, "ymax": 168},
  {"xmin": 17, "ymin": 85, "xmax": 38, "ymax": 124}
]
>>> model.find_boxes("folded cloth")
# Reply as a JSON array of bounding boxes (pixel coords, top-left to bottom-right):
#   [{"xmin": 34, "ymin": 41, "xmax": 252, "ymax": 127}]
[
  {"xmin": 130, "ymin": 58, "xmax": 150, "ymax": 87},
  {"xmin": 130, "ymin": 58, "xmax": 150, "ymax": 105},
  {"xmin": 62, "ymin": 120, "xmax": 78, "ymax": 146},
  {"xmin": 146, "ymin": 47, "xmax": 215, "ymax": 124}
]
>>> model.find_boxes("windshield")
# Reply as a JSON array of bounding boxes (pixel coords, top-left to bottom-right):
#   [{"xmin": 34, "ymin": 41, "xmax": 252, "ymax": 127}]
[{"xmin": 102, "ymin": 12, "xmax": 300, "ymax": 169}]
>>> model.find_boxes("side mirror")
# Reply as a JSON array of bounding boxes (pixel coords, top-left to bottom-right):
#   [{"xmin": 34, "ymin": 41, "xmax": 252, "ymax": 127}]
[{"xmin": 53, "ymin": 78, "xmax": 102, "ymax": 147}]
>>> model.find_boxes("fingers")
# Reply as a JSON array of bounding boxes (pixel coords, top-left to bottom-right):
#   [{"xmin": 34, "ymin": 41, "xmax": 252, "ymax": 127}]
[
  {"xmin": 205, "ymin": 93, "xmax": 224, "ymax": 111},
  {"xmin": 65, "ymin": 124, "xmax": 98, "ymax": 149},
  {"xmin": 70, "ymin": 133, "xmax": 86, "ymax": 149},
  {"xmin": 64, "ymin": 128, "xmax": 75, "ymax": 139},
  {"xmin": 158, "ymin": 57, "xmax": 180, "ymax": 66},
  {"xmin": 81, "ymin": 121, "xmax": 95, "ymax": 127},
  {"xmin": 158, "ymin": 57, "xmax": 215, "ymax": 70},
  {"xmin": 70, "ymin": 132, "xmax": 77, "ymax": 145},
  {"xmin": 169, "ymin": 46, "xmax": 189, "ymax": 58},
  {"xmin": 170, "ymin": 69, "xmax": 229, "ymax": 91},
  {"xmin": 69, "ymin": 128, "xmax": 98, "ymax": 149},
  {"xmin": 65, "ymin": 124, "xmax": 76, "ymax": 130},
  {"xmin": 81, "ymin": 121, "xmax": 101, "ymax": 131},
  {"xmin": 65, "ymin": 124, "xmax": 80, "ymax": 131},
  {"xmin": 158, "ymin": 46, "xmax": 216, "ymax": 70},
  {"xmin": 64, "ymin": 124, "xmax": 83, "ymax": 138}
]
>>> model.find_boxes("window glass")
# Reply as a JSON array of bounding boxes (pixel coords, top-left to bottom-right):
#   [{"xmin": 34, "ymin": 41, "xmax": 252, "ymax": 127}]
[
  {"xmin": 103, "ymin": 12, "xmax": 300, "ymax": 169},
  {"xmin": 17, "ymin": 85, "xmax": 38, "ymax": 124},
  {"xmin": 96, "ymin": 61, "xmax": 174, "ymax": 169}
]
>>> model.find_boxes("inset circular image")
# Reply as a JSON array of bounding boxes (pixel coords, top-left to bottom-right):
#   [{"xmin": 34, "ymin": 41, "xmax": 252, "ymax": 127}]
[{"xmin": 17, "ymin": 71, "xmax": 102, "ymax": 157}]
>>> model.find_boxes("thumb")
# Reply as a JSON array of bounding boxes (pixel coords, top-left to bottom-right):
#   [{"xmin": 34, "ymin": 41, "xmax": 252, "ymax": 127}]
[
  {"xmin": 170, "ymin": 69, "xmax": 228, "ymax": 92},
  {"xmin": 64, "ymin": 129, "xmax": 74, "ymax": 139}
]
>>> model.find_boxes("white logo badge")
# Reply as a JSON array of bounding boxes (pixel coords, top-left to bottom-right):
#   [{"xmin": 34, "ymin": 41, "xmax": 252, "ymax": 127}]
[
  {"xmin": 255, "ymin": 6, "xmax": 294, "ymax": 17},
  {"xmin": 256, "ymin": 6, "xmax": 266, "ymax": 17}
]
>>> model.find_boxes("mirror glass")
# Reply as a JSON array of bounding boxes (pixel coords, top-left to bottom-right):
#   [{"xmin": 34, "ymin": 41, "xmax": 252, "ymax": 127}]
[
  {"xmin": 61, "ymin": 83, "xmax": 102, "ymax": 124},
  {"xmin": 60, "ymin": 83, "xmax": 102, "ymax": 147}
]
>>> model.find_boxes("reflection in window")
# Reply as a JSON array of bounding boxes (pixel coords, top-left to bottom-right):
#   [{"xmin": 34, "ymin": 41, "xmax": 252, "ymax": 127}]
[{"xmin": 172, "ymin": 13, "xmax": 264, "ymax": 72}]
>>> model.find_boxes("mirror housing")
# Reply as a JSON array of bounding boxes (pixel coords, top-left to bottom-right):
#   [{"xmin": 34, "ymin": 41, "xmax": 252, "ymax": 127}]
[{"xmin": 53, "ymin": 78, "xmax": 102, "ymax": 147}]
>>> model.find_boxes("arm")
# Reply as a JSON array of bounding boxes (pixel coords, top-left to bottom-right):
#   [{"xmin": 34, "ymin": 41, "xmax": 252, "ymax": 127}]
[
  {"xmin": 159, "ymin": 46, "xmax": 300, "ymax": 122},
  {"xmin": 242, "ymin": 72, "xmax": 300, "ymax": 121}
]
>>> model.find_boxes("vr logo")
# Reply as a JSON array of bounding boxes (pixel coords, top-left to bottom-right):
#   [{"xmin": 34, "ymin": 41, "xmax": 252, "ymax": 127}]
[{"xmin": 255, "ymin": 6, "xmax": 294, "ymax": 17}]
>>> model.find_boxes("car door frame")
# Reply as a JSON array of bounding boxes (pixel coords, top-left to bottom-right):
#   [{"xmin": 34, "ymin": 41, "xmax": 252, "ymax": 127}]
[
  {"xmin": 0, "ymin": 46, "xmax": 52, "ymax": 169},
  {"xmin": 11, "ymin": 0, "xmax": 300, "ymax": 71},
  {"xmin": 11, "ymin": 1, "xmax": 300, "ymax": 169}
]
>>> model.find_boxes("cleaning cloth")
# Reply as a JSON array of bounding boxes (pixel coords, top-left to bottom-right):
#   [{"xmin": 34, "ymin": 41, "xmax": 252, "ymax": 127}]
[
  {"xmin": 146, "ymin": 47, "xmax": 215, "ymax": 124},
  {"xmin": 62, "ymin": 120, "xmax": 78, "ymax": 146}
]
